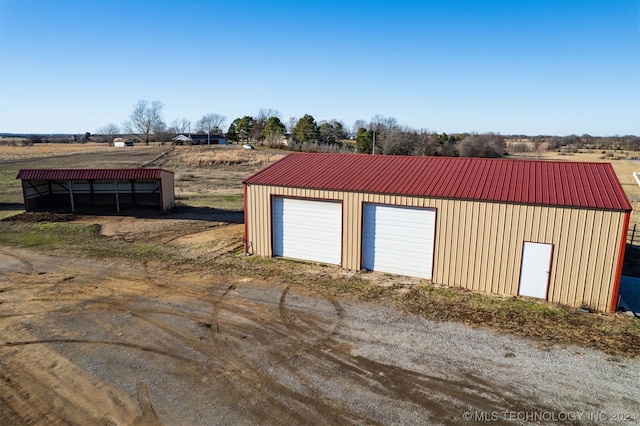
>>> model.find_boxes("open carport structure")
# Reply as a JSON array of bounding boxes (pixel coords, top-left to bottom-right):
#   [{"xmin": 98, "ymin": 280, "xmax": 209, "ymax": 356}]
[
  {"xmin": 243, "ymin": 153, "xmax": 632, "ymax": 313},
  {"xmin": 17, "ymin": 168, "xmax": 175, "ymax": 213}
]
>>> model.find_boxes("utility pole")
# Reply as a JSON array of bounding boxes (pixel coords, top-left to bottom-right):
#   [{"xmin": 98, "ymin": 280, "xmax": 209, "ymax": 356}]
[{"xmin": 372, "ymin": 131, "xmax": 376, "ymax": 155}]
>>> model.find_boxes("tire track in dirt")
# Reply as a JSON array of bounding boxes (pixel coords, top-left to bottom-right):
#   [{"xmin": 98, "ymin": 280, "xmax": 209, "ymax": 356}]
[
  {"xmin": 3, "ymin": 339, "xmax": 201, "ymax": 367},
  {"xmin": 276, "ymin": 284, "xmax": 546, "ymax": 422},
  {"xmin": 280, "ymin": 285, "xmax": 346, "ymax": 345},
  {"xmin": 205, "ymin": 283, "xmax": 374, "ymax": 424},
  {"xmin": 1, "ymin": 260, "xmax": 317, "ymax": 422},
  {"xmin": 206, "ymin": 282, "xmax": 355, "ymax": 424},
  {"xmin": 158, "ymin": 222, "xmax": 239, "ymax": 245},
  {"xmin": 0, "ymin": 247, "xmax": 557, "ymax": 423},
  {"xmin": 0, "ymin": 250, "xmax": 34, "ymax": 274},
  {"xmin": 206, "ymin": 282, "xmax": 303, "ymax": 423},
  {"xmin": 0, "ymin": 390, "xmax": 27, "ymax": 426},
  {"xmin": 1, "ymin": 250, "xmax": 461, "ymax": 423},
  {"xmin": 274, "ymin": 285, "xmax": 403, "ymax": 422},
  {"xmin": 275, "ymin": 284, "xmax": 378, "ymax": 423},
  {"xmin": 334, "ymin": 355, "xmax": 542, "ymax": 422},
  {"xmin": 136, "ymin": 381, "xmax": 162, "ymax": 426},
  {"xmin": 130, "ymin": 310, "xmax": 226, "ymax": 372}
]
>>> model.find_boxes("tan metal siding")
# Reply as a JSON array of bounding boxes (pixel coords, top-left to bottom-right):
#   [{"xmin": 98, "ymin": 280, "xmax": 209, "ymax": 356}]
[
  {"xmin": 573, "ymin": 209, "xmax": 591, "ymax": 305},
  {"xmin": 550, "ymin": 207, "xmax": 569, "ymax": 306},
  {"xmin": 161, "ymin": 171, "xmax": 175, "ymax": 212},
  {"xmin": 245, "ymin": 184, "xmax": 627, "ymax": 312},
  {"xmin": 495, "ymin": 204, "xmax": 508, "ymax": 295}
]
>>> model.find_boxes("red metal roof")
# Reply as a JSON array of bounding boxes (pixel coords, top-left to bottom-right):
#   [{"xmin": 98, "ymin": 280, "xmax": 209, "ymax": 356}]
[
  {"xmin": 244, "ymin": 153, "xmax": 632, "ymax": 211},
  {"xmin": 17, "ymin": 168, "xmax": 172, "ymax": 181}
]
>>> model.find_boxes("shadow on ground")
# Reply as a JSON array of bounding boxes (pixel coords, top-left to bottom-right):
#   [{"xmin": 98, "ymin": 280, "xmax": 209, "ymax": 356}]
[
  {"xmin": 619, "ymin": 276, "xmax": 640, "ymax": 317},
  {"xmin": 622, "ymin": 244, "xmax": 640, "ymax": 278},
  {"xmin": 0, "ymin": 205, "xmax": 244, "ymax": 224},
  {"xmin": 0, "ymin": 203, "xmax": 25, "ymax": 211}
]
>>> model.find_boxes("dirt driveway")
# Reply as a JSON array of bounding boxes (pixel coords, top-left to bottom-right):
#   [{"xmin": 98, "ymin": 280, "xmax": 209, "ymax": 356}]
[{"xmin": 1, "ymin": 220, "xmax": 639, "ymax": 425}]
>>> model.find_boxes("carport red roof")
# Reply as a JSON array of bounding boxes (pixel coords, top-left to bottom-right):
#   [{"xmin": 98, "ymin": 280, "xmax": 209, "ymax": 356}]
[
  {"xmin": 244, "ymin": 153, "xmax": 632, "ymax": 211},
  {"xmin": 17, "ymin": 168, "xmax": 171, "ymax": 181}
]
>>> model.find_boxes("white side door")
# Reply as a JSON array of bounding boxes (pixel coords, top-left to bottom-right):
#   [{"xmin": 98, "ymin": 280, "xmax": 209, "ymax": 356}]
[{"xmin": 518, "ymin": 242, "xmax": 553, "ymax": 299}]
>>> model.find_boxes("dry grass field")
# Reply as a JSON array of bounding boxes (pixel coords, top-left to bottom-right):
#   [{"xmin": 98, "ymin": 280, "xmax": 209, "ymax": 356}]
[
  {"xmin": 512, "ymin": 150, "xmax": 640, "ymax": 227},
  {"xmin": 0, "ymin": 142, "xmax": 111, "ymax": 160},
  {"xmin": 0, "ymin": 143, "xmax": 639, "ymax": 424}
]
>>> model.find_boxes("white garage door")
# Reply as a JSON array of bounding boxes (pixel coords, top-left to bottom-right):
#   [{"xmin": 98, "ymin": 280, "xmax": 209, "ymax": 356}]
[
  {"xmin": 362, "ymin": 204, "xmax": 436, "ymax": 279},
  {"xmin": 272, "ymin": 197, "xmax": 342, "ymax": 265}
]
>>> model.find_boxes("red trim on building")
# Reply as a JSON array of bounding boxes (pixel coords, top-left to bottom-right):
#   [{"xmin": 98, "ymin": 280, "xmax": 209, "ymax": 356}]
[
  {"xmin": 610, "ymin": 212, "xmax": 631, "ymax": 313},
  {"xmin": 17, "ymin": 168, "xmax": 171, "ymax": 181},
  {"xmin": 243, "ymin": 184, "xmax": 249, "ymax": 254}
]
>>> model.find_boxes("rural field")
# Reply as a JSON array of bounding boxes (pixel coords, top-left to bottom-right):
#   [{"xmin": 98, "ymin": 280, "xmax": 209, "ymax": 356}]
[{"xmin": 1, "ymin": 143, "xmax": 639, "ymax": 425}]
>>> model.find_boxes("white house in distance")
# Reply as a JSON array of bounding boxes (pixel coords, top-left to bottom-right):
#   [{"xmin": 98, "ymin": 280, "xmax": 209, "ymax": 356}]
[
  {"xmin": 173, "ymin": 134, "xmax": 227, "ymax": 145},
  {"xmin": 113, "ymin": 138, "xmax": 135, "ymax": 147}
]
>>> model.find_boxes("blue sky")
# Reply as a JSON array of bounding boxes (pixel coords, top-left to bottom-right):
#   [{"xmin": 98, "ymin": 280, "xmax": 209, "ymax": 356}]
[{"xmin": 1, "ymin": 0, "xmax": 638, "ymax": 136}]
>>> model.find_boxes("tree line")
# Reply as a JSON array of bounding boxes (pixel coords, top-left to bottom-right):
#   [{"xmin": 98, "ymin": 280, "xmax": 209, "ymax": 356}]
[{"xmin": 88, "ymin": 100, "xmax": 640, "ymax": 157}]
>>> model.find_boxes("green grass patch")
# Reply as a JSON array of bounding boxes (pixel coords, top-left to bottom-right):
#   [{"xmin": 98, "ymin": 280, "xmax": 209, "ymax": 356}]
[
  {"xmin": 0, "ymin": 221, "xmax": 178, "ymax": 264},
  {"xmin": 245, "ymin": 255, "xmax": 275, "ymax": 265},
  {"xmin": 0, "ymin": 170, "xmax": 22, "ymax": 204},
  {"xmin": 179, "ymin": 194, "xmax": 244, "ymax": 210},
  {"xmin": 0, "ymin": 222, "xmax": 100, "ymax": 249},
  {"xmin": 133, "ymin": 244, "xmax": 156, "ymax": 254},
  {"xmin": 623, "ymin": 319, "xmax": 640, "ymax": 333},
  {"xmin": 0, "ymin": 210, "xmax": 22, "ymax": 220}
]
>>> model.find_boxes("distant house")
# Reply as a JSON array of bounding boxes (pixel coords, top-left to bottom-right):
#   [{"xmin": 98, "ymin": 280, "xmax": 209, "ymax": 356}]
[
  {"xmin": 183, "ymin": 134, "xmax": 227, "ymax": 145},
  {"xmin": 280, "ymin": 133, "xmax": 294, "ymax": 146},
  {"xmin": 172, "ymin": 135, "xmax": 191, "ymax": 145},
  {"xmin": 113, "ymin": 138, "xmax": 135, "ymax": 147}
]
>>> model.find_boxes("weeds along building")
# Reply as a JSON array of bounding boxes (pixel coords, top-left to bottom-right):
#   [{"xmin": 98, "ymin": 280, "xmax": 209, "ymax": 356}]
[
  {"xmin": 17, "ymin": 168, "xmax": 175, "ymax": 213},
  {"xmin": 243, "ymin": 153, "xmax": 632, "ymax": 313}
]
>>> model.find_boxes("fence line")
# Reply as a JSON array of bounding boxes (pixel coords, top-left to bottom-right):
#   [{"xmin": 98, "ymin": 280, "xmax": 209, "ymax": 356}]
[{"xmin": 628, "ymin": 223, "xmax": 637, "ymax": 247}]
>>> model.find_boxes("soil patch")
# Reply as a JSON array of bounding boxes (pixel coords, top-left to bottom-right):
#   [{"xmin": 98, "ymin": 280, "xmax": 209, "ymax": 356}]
[{"xmin": 2, "ymin": 212, "xmax": 77, "ymax": 223}]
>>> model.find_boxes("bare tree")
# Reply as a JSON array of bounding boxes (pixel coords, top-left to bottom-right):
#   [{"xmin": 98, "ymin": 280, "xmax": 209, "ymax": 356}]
[
  {"xmin": 288, "ymin": 116, "xmax": 298, "ymax": 133},
  {"xmin": 169, "ymin": 118, "xmax": 191, "ymax": 136},
  {"xmin": 377, "ymin": 126, "xmax": 417, "ymax": 155},
  {"xmin": 369, "ymin": 115, "xmax": 399, "ymax": 135},
  {"xmin": 413, "ymin": 129, "xmax": 435, "ymax": 156},
  {"xmin": 96, "ymin": 123, "xmax": 120, "ymax": 146},
  {"xmin": 123, "ymin": 100, "xmax": 164, "ymax": 145},
  {"xmin": 458, "ymin": 133, "xmax": 505, "ymax": 158},
  {"xmin": 351, "ymin": 119, "xmax": 367, "ymax": 135},
  {"xmin": 531, "ymin": 137, "xmax": 544, "ymax": 158},
  {"xmin": 368, "ymin": 115, "xmax": 400, "ymax": 153},
  {"xmin": 152, "ymin": 120, "xmax": 172, "ymax": 142},
  {"xmin": 196, "ymin": 113, "xmax": 226, "ymax": 137},
  {"xmin": 257, "ymin": 108, "xmax": 280, "ymax": 120}
]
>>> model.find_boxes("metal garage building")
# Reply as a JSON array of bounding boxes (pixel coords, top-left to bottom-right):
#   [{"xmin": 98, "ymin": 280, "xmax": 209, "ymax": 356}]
[
  {"xmin": 17, "ymin": 168, "xmax": 175, "ymax": 213},
  {"xmin": 243, "ymin": 153, "xmax": 632, "ymax": 313}
]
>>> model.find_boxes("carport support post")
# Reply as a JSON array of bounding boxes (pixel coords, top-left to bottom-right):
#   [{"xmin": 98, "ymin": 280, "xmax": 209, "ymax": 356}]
[
  {"xmin": 130, "ymin": 180, "xmax": 136, "ymax": 206},
  {"xmin": 89, "ymin": 180, "xmax": 95, "ymax": 207},
  {"xmin": 68, "ymin": 180, "xmax": 75, "ymax": 213},
  {"xmin": 115, "ymin": 180, "xmax": 120, "ymax": 213}
]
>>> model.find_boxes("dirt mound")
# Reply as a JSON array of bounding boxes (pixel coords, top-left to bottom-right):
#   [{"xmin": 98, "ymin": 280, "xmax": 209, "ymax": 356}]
[{"xmin": 1, "ymin": 212, "xmax": 77, "ymax": 223}]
